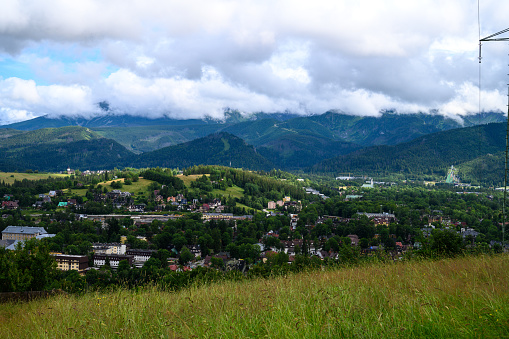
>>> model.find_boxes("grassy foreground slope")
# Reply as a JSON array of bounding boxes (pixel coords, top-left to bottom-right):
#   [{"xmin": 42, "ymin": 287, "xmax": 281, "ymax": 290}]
[{"xmin": 1, "ymin": 255, "xmax": 508, "ymax": 338}]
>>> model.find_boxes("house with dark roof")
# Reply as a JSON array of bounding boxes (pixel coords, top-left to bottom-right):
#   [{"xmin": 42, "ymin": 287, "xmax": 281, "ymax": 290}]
[
  {"xmin": 0, "ymin": 239, "xmax": 16, "ymax": 249},
  {"xmin": 2, "ymin": 201, "xmax": 19, "ymax": 210}
]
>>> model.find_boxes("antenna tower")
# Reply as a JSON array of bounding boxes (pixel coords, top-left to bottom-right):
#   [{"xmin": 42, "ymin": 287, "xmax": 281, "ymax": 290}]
[{"xmin": 479, "ymin": 27, "xmax": 509, "ymax": 245}]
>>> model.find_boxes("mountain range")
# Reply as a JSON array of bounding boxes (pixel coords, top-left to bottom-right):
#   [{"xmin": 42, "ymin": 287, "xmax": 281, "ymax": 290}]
[{"xmin": 0, "ymin": 111, "xmax": 507, "ymax": 184}]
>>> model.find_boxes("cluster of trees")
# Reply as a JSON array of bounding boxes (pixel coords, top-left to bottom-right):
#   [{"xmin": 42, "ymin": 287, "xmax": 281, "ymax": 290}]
[
  {"xmin": 140, "ymin": 169, "xmax": 184, "ymax": 191},
  {"xmin": 0, "ymin": 239, "xmax": 56, "ymax": 292}
]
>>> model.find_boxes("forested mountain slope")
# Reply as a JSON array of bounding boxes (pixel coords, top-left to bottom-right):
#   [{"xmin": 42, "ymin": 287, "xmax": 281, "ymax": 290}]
[
  {"xmin": 133, "ymin": 132, "xmax": 275, "ymax": 171},
  {"xmin": 313, "ymin": 122, "xmax": 506, "ymax": 177},
  {"xmin": 0, "ymin": 126, "xmax": 135, "ymax": 172}
]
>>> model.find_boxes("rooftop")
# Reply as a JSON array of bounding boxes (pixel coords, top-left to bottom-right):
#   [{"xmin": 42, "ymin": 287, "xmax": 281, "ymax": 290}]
[{"xmin": 2, "ymin": 226, "xmax": 48, "ymax": 235}]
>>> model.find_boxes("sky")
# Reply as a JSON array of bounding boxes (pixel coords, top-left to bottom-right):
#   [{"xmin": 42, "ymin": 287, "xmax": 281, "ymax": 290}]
[{"xmin": 1, "ymin": 0, "xmax": 509, "ymax": 125}]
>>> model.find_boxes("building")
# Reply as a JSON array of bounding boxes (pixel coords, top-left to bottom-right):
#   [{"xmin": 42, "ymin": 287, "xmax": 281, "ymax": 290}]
[
  {"xmin": 0, "ymin": 239, "xmax": 16, "ymax": 249},
  {"xmin": 52, "ymin": 254, "xmax": 89, "ymax": 272},
  {"xmin": 347, "ymin": 234, "xmax": 360, "ymax": 246},
  {"xmin": 1, "ymin": 226, "xmax": 48, "ymax": 241},
  {"xmin": 361, "ymin": 178, "xmax": 374, "ymax": 188},
  {"xmin": 2, "ymin": 201, "xmax": 19, "ymax": 209},
  {"xmin": 126, "ymin": 249, "xmax": 156, "ymax": 268},
  {"xmin": 356, "ymin": 212, "xmax": 396, "ymax": 226},
  {"xmin": 93, "ymin": 254, "xmax": 134, "ymax": 269},
  {"xmin": 92, "ymin": 243, "xmax": 126, "ymax": 255},
  {"xmin": 201, "ymin": 213, "xmax": 253, "ymax": 222},
  {"xmin": 267, "ymin": 201, "xmax": 277, "ymax": 209}
]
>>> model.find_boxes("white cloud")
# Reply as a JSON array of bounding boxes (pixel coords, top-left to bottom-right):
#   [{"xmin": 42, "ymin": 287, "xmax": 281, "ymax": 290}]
[
  {"xmin": 1, "ymin": 0, "xmax": 509, "ymax": 124},
  {"xmin": 0, "ymin": 108, "xmax": 37, "ymax": 125},
  {"xmin": 0, "ymin": 77, "xmax": 98, "ymax": 119},
  {"xmin": 439, "ymin": 82, "xmax": 505, "ymax": 116}
]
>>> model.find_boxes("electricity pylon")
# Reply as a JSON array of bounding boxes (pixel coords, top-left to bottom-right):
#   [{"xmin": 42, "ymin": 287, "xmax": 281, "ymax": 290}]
[{"xmin": 479, "ymin": 28, "xmax": 509, "ymax": 245}]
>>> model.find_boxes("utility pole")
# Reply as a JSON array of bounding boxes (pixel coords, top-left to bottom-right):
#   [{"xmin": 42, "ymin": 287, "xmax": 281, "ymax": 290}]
[{"xmin": 479, "ymin": 28, "xmax": 509, "ymax": 245}]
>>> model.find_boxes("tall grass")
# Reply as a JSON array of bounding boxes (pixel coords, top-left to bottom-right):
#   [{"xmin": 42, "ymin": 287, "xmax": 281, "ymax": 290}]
[{"xmin": 1, "ymin": 254, "xmax": 508, "ymax": 338}]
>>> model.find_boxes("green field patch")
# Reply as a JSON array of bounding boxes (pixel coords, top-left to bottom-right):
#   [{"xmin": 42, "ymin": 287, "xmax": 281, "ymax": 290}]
[
  {"xmin": 62, "ymin": 178, "xmax": 155, "ymax": 197},
  {"xmin": 62, "ymin": 188, "xmax": 87, "ymax": 197},
  {"xmin": 0, "ymin": 172, "xmax": 69, "ymax": 185},
  {"xmin": 176, "ymin": 174, "xmax": 210, "ymax": 187},
  {"xmin": 211, "ymin": 185, "xmax": 244, "ymax": 199},
  {"xmin": 99, "ymin": 178, "xmax": 154, "ymax": 195},
  {"xmin": 235, "ymin": 202, "xmax": 259, "ymax": 213},
  {"xmin": 221, "ymin": 137, "xmax": 230, "ymax": 151}
]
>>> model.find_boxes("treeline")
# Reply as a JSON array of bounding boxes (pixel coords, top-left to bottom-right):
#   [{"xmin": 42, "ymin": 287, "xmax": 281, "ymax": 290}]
[{"xmin": 0, "ymin": 235, "xmax": 503, "ymax": 294}]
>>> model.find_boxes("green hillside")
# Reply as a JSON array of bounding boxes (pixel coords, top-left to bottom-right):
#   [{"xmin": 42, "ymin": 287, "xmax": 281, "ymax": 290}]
[
  {"xmin": 6, "ymin": 111, "xmax": 504, "ymax": 154},
  {"xmin": 0, "ymin": 126, "xmax": 135, "ymax": 172},
  {"xmin": 0, "ymin": 126, "xmax": 100, "ymax": 150},
  {"xmin": 0, "ymin": 138, "xmax": 135, "ymax": 172},
  {"xmin": 133, "ymin": 132, "xmax": 275, "ymax": 170},
  {"xmin": 309, "ymin": 111, "xmax": 466, "ymax": 146},
  {"xmin": 1, "ymin": 114, "xmax": 217, "ymax": 130},
  {"xmin": 457, "ymin": 151, "xmax": 505, "ymax": 186},
  {"xmin": 1, "ymin": 113, "xmax": 507, "ymax": 174},
  {"xmin": 94, "ymin": 124, "xmax": 221, "ymax": 153},
  {"xmin": 258, "ymin": 133, "xmax": 361, "ymax": 169},
  {"xmin": 313, "ymin": 122, "xmax": 506, "ymax": 179},
  {"xmin": 0, "ymin": 128, "xmax": 25, "ymax": 140}
]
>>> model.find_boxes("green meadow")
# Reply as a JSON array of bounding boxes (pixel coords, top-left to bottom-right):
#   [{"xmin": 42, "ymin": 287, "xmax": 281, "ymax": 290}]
[
  {"xmin": 1, "ymin": 255, "xmax": 507, "ymax": 338},
  {"xmin": 0, "ymin": 172, "xmax": 69, "ymax": 185}
]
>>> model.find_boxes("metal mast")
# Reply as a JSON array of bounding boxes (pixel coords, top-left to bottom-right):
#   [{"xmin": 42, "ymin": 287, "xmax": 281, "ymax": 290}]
[{"xmin": 479, "ymin": 28, "xmax": 509, "ymax": 245}]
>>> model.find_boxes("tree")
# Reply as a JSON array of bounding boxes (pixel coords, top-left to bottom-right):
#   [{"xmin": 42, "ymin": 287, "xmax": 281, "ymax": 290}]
[
  {"xmin": 154, "ymin": 249, "xmax": 170, "ymax": 268},
  {"xmin": 429, "ymin": 229, "xmax": 464, "ymax": 257},
  {"xmin": 179, "ymin": 246, "xmax": 194, "ymax": 265},
  {"xmin": 111, "ymin": 181, "xmax": 123, "ymax": 189},
  {"xmin": 0, "ymin": 239, "xmax": 57, "ymax": 292},
  {"xmin": 210, "ymin": 257, "xmax": 224, "ymax": 269},
  {"xmin": 117, "ymin": 259, "xmax": 131, "ymax": 272},
  {"xmin": 359, "ymin": 238, "xmax": 370, "ymax": 249}
]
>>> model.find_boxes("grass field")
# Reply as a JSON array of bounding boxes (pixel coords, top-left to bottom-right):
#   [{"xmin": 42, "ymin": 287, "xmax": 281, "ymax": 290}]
[
  {"xmin": 0, "ymin": 172, "xmax": 69, "ymax": 185},
  {"xmin": 176, "ymin": 174, "xmax": 210, "ymax": 186},
  {"xmin": 211, "ymin": 186, "xmax": 244, "ymax": 199},
  {"xmin": 1, "ymin": 255, "xmax": 507, "ymax": 338},
  {"xmin": 64, "ymin": 178, "xmax": 155, "ymax": 197}
]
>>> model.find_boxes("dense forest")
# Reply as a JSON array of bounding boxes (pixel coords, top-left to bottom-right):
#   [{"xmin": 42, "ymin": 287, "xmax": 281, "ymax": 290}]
[{"xmin": 132, "ymin": 133, "xmax": 275, "ymax": 170}]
